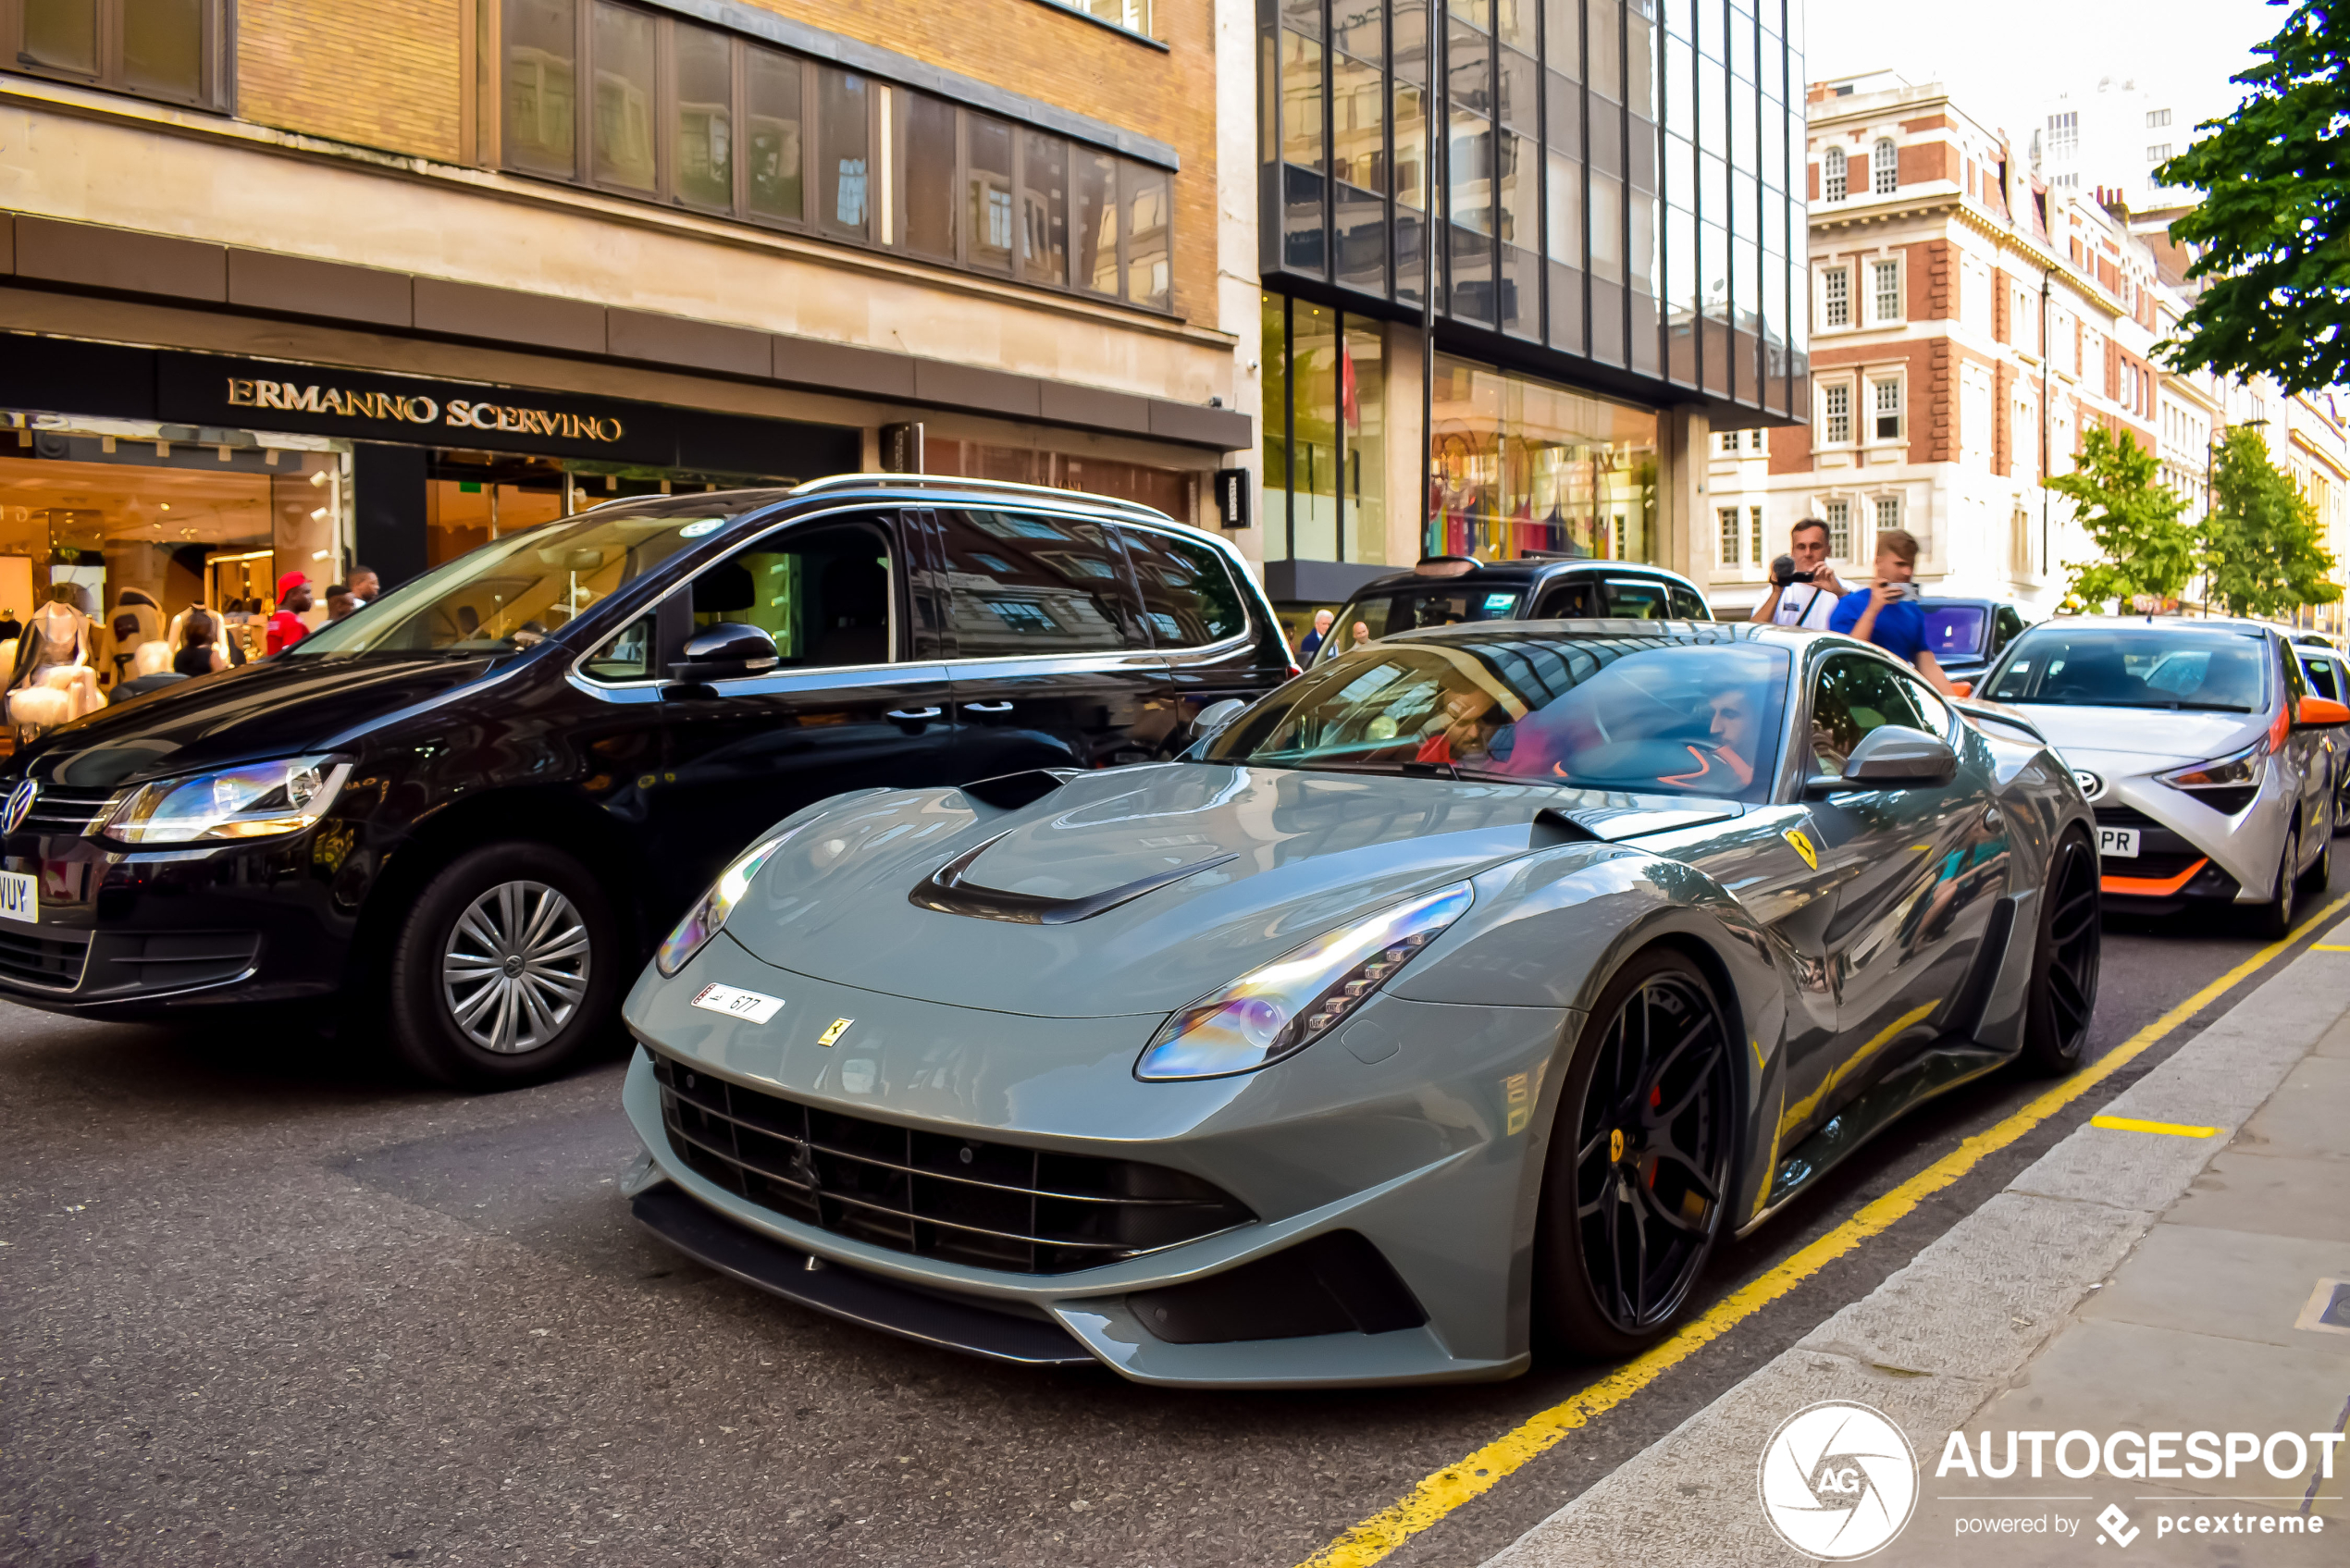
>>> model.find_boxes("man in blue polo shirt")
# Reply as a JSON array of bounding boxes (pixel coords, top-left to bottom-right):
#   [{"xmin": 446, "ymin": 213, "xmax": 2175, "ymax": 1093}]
[{"xmin": 1828, "ymin": 526, "xmax": 1958, "ymax": 695}]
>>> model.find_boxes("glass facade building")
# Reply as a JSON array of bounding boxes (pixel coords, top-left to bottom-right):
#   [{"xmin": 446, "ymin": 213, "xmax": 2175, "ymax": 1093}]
[{"xmin": 1258, "ymin": 0, "xmax": 1808, "ymax": 593}]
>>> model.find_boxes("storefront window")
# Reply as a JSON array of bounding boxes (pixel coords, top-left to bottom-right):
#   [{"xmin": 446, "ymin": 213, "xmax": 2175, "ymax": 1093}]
[
  {"xmin": 745, "ymin": 45, "xmax": 803, "ymax": 222},
  {"xmin": 0, "ymin": 422, "xmax": 345, "ymax": 693},
  {"xmin": 1291, "ymin": 303, "xmax": 1340, "ymax": 562},
  {"xmin": 672, "ymin": 19, "xmax": 735, "ymax": 210},
  {"xmin": 1260, "ymin": 293, "xmax": 1391, "ymax": 569},
  {"xmin": 1430, "ymin": 353, "xmax": 1658, "ymax": 562},
  {"xmin": 424, "ymin": 453, "xmax": 570, "ymax": 569}
]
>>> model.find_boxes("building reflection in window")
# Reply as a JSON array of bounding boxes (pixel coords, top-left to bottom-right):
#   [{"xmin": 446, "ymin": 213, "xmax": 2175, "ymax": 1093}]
[{"xmin": 1430, "ymin": 354, "xmax": 1658, "ymax": 563}]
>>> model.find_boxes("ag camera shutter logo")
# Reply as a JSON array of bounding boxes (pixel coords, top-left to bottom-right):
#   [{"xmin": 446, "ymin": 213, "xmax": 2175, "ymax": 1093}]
[{"xmin": 1758, "ymin": 1401, "xmax": 1920, "ymax": 1560}]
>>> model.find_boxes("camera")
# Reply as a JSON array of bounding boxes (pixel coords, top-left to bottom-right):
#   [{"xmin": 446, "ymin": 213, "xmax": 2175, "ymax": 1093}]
[{"xmin": 1770, "ymin": 554, "xmax": 1816, "ymax": 587}]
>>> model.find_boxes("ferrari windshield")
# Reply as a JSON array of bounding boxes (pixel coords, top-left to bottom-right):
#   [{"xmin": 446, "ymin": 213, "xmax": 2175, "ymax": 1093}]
[
  {"xmin": 1984, "ymin": 627, "xmax": 2270, "ymax": 712},
  {"xmin": 1207, "ymin": 633, "xmax": 1791, "ymax": 800},
  {"xmin": 287, "ymin": 497, "xmax": 748, "ymax": 657}
]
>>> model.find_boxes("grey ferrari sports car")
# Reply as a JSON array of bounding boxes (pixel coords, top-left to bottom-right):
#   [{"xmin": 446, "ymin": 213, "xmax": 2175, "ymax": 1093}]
[{"xmin": 617, "ymin": 621, "xmax": 2100, "ymax": 1388}]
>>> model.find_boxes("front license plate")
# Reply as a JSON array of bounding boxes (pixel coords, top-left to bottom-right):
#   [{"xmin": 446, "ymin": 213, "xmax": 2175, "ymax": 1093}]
[
  {"xmin": 689, "ymin": 982, "xmax": 784, "ymax": 1024},
  {"xmin": 0, "ymin": 870, "xmax": 36, "ymax": 924},
  {"xmin": 2096, "ymin": 827, "xmax": 2141, "ymax": 859}
]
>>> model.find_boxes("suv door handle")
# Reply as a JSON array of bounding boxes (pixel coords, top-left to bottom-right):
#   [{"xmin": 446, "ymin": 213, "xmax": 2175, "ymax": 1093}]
[
  {"xmin": 887, "ymin": 706, "xmax": 943, "ymax": 721},
  {"xmin": 966, "ymin": 700, "xmax": 1014, "ymax": 713}
]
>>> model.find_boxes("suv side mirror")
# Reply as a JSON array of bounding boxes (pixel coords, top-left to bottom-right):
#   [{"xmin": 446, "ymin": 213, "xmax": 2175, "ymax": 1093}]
[
  {"xmin": 668, "ymin": 623, "xmax": 778, "ymax": 683},
  {"xmin": 1806, "ymin": 724, "xmax": 1957, "ymax": 794}
]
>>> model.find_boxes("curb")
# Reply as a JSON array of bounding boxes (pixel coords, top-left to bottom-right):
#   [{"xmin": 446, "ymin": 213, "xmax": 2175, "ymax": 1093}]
[{"xmin": 1479, "ymin": 945, "xmax": 2350, "ymax": 1568}]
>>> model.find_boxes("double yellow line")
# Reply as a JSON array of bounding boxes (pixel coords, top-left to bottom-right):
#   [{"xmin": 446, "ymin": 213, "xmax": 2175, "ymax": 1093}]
[{"xmin": 1299, "ymin": 892, "xmax": 2350, "ymax": 1568}]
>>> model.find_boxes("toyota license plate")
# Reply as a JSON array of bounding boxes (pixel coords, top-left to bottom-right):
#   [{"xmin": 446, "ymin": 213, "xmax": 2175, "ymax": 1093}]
[
  {"xmin": 0, "ymin": 870, "xmax": 37, "ymax": 923},
  {"xmin": 2096, "ymin": 827, "xmax": 2140, "ymax": 859}
]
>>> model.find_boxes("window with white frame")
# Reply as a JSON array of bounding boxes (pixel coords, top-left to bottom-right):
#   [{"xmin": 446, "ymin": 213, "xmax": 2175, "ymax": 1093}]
[
  {"xmin": 1822, "ymin": 381, "xmax": 1852, "ymax": 445},
  {"xmin": 1718, "ymin": 431, "xmax": 1740, "ymax": 454},
  {"xmin": 2147, "ymin": 107, "xmax": 2171, "ymax": 129},
  {"xmin": 1870, "ymin": 258, "xmax": 1900, "ymax": 323},
  {"xmin": 1962, "ymin": 370, "xmax": 1991, "ymax": 466},
  {"xmin": 2047, "ymin": 111, "xmax": 2078, "ymax": 158},
  {"xmin": 1823, "ymin": 145, "xmax": 1847, "ymax": 201},
  {"xmin": 1749, "ymin": 506, "xmax": 1765, "ymax": 565},
  {"xmin": 1871, "ymin": 377, "xmax": 1902, "ymax": 442},
  {"xmin": 1823, "ymin": 265, "xmax": 1850, "ymax": 327},
  {"xmin": 1873, "ymin": 495, "xmax": 1900, "ymax": 538},
  {"xmin": 1960, "ymin": 256, "xmax": 1989, "ymax": 331},
  {"xmin": 1825, "ymin": 500, "xmax": 1853, "ymax": 560},
  {"xmin": 2146, "ymin": 143, "xmax": 2172, "ymax": 163},
  {"xmin": 2010, "ymin": 507, "xmax": 2034, "ymax": 574},
  {"xmin": 1719, "ymin": 507, "xmax": 1743, "ymax": 565},
  {"xmin": 1872, "ymin": 139, "xmax": 1898, "ymax": 194}
]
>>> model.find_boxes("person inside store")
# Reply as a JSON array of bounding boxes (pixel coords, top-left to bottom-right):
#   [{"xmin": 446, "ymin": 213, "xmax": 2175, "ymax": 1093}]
[
  {"xmin": 1748, "ymin": 514, "xmax": 1849, "ymax": 629},
  {"xmin": 347, "ymin": 566, "xmax": 380, "ymax": 606},
  {"xmin": 324, "ymin": 584, "xmax": 358, "ymax": 623},
  {"xmin": 266, "ymin": 575, "xmax": 314, "ymax": 655},
  {"xmin": 1297, "ymin": 608, "xmax": 1335, "ymax": 661},
  {"xmin": 1828, "ymin": 527, "xmax": 1958, "ymax": 695},
  {"xmin": 173, "ymin": 611, "xmax": 228, "ymax": 676}
]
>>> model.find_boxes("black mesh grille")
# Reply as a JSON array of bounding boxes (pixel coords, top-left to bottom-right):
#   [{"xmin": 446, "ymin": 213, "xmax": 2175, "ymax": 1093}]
[
  {"xmin": 14, "ymin": 785, "xmax": 118, "ymax": 838},
  {"xmin": 2094, "ymin": 805, "xmax": 2205, "ymax": 881},
  {"xmin": 0, "ymin": 925, "xmax": 90, "ymax": 989},
  {"xmin": 650, "ymin": 1051, "xmax": 1253, "ymax": 1275}
]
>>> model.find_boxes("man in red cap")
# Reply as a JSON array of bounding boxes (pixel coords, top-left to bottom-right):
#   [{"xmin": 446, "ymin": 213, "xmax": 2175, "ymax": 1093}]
[{"xmin": 266, "ymin": 573, "xmax": 314, "ymax": 655}]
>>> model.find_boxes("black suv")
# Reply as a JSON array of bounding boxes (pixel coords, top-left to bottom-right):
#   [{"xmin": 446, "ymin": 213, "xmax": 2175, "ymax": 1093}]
[
  {"xmin": 0, "ymin": 477, "xmax": 1288, "ymax": 1086},
  {"xmin": 1311, "ymin": 556, "xmax": 1713, "ymax": 662},
  {"xmin": 1917, "ymin": 597, "xmax": 2029, "ymax": 685}
]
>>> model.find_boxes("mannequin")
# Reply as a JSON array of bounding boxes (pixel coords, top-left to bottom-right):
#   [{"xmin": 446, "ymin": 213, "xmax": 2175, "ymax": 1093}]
[
  {"xmin": 8, "ymin": 584, "xmax": 103, "ymax": 728},
  {"xmin": 165, "ymin": 603, "xmax": 236, "ymax": 673},
  {"xmin": 105, "ymin": 587, "xmax": 167, "ymax": 687}
]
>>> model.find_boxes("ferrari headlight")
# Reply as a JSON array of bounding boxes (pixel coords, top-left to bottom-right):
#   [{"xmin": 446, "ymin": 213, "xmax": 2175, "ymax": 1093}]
[
  {"xmin": 2157, "ymin": 740, "xmax": 2266, "ymax": 814},
  {"xmin": 654, "ymin": 826, "xmax": 804, "ymax": 976},
  {"xmin": 100, "ymin": 756, "xmax": 350, "ymax": 845},
  {"xmin": 1135, "ymin": 882, "xmax": 1474, "ymax": 1081}
]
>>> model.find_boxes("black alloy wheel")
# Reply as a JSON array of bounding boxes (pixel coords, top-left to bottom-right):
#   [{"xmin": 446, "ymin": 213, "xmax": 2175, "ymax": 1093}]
[
  {"xmin": 2021, "ymin": 829, "xmax": 2100, "ymax": 1076},
  {"xmin": 1537, "ymin": 948, "xmax": 1737, "ymax": 1358},
  {"xmin": 388, "ymin": 841, "xmax": 624, "ymax": 1090}
]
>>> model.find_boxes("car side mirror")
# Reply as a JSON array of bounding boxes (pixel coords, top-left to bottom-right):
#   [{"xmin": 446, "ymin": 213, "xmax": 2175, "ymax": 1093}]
[
  {"xmin": 2295, "ymin": 695, "xmax": 2350, "ymax": 729},
  {"xmin": 1808, "ymin": 725, "xmax": 1957, "ymax": 795},
  {"xmin": 1190, "ymin": 697, "xmax": 1250, "ymax": 742},
  {"xmin": 667, "ymin": 623, "xmax": 778, "ymax": 683}
]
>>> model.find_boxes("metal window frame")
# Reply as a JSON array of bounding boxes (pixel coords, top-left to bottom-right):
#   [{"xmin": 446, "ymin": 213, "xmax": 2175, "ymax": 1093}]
[{"xmin": 2, "ymin": 0, "xmax": 233, "ymax": 111}]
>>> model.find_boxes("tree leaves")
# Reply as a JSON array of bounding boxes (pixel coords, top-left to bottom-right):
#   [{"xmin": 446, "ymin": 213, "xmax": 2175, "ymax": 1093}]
[
  {"xmin": 2203, "ymin": 426, "xmax": 2344, "ymax": 616},
  {"xmin": 2160, "ymin": 2, "xmax": 2350, "ymax": 392},
  {"xmin": 2048, "ymin": 426, "xmax": 2197, "ymax": 606}
]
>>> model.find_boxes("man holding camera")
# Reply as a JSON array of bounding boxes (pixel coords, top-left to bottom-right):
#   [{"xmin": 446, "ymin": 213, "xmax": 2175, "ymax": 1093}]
[
  {"xmin": 1828, "ymin": 526, "xmax": 1958, "ymax": 695},
  {"xmin": 1749, "ymin": 517, "xmax": 1848, "ymax": 629}
]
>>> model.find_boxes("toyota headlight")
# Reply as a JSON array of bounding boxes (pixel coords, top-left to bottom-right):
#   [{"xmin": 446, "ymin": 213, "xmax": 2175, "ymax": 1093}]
[
  {"xmin": 2156, "ymin": 739, "xmax": 2266, "ymax": 815},
  {"xmin": 654, "ymin": 826, "xmax": 804, "ymax": 976},
  {"xmin": 1135, "ymin": 883, "xmax": 1474, "ymax": 1081},
  {"xmin": 100, "ymin": 757, "xmax": 351, "ymax": 846}
]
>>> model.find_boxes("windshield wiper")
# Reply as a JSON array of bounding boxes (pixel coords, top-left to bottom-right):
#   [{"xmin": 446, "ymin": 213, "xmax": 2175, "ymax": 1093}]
[{"xmin": 1285, "ymin": 758, "xmax": 1460, "ymax": 781}]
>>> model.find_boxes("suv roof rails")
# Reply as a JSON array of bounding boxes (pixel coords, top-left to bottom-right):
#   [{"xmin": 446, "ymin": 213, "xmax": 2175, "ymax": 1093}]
[{"xmin": 787, "ymin": 472, "xmax": 1173, "ymax": 522}]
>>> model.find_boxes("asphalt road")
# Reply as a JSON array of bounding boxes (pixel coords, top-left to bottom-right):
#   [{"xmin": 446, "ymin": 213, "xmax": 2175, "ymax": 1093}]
[{"xmin": 4, "ymin": 859, "xmax": 2345, "ymax": 1568}]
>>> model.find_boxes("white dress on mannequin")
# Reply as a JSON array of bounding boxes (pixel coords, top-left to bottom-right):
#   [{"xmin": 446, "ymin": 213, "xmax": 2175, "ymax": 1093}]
[{"xmin": 9, "ymin": 600, "xmax": 102, "ymax": 726}]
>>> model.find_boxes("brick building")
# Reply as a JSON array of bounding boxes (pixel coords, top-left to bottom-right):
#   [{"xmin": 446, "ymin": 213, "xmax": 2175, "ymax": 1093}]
[
  {"xmin": 1707, "ymin": 71, "xmax": 2164, "ymax": 619},
  {"xmin": 0, "ymin": 0, "xmax": 1255, "ymax": 615}
]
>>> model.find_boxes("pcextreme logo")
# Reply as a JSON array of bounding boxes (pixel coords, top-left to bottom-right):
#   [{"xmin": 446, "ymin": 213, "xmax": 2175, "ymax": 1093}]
[{"xmin": 1759, "ymin": 1401, "xmax": 1921, "ymax": 1560}]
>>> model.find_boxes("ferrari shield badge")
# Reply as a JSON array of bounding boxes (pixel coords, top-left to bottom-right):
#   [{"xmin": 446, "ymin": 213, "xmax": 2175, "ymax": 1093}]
[
  {"xmin": 816, "ymin": 1018, "xmax": 855, "ymax": 1048},
  {"xmin": 1783, "ymin": 826, "xmax": 1820, "ymax": 870}
]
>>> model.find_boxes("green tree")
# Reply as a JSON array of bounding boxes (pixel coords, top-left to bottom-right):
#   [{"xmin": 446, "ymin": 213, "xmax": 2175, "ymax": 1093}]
[
  {"xmin": 2201, "ymin": 425, "xmax": 2343, "ymax": 617},
  {"xmin": 2047, "ymin": 426, "xmax": 2197, "ymax": 610},
  {"xmin": 2158, "ymin": 3, "xmax": 2350, "ymax": 392}
]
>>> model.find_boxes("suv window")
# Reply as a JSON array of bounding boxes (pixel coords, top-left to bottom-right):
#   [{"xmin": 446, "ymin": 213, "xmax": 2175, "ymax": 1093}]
[
  {"xmin": 1809, "ymin": 653, "xmax": 1943, "ymax": 778},
  {"xmin": 1603, "ymin": 577, "xmax": 1670, "ymax": 618},
  {"xmin": 936, "ymin": 509, "xmax": 1143, "ymax": 656},
  {"xmin": 1994, "ymin": 604, "xmax": 2026, "ymax": 651},
  {"xmin": 582, "ymin": 613, "xmax": 658, "ymax": 682},
  {"xmin": 1532, "ymin": 577, "xmax": 1600, "ymax": 618},
  {"xmin": 1668, "ymin": 584, "xmax": 1710, "ymax": 620},
  {"xmin": 1113, "ymin": 524, "xmax": 1249, "ymax": 647},
  {"xmin": 690, "ymin": 521, "xmax": 895, "ymax": 668},
  {"xmin": 2305, "ymin": 655, "xmax": 2343, "ymax": 703}
]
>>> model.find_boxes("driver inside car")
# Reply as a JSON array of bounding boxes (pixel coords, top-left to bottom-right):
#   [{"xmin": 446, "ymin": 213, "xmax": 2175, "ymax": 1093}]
[{"xmin": 1416, "ymin": 684, "xmax": 1505, "ymax": 766}]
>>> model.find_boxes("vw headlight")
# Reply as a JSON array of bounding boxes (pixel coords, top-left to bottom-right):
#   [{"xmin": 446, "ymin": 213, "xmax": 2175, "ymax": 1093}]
[
  {"xmin": 2156, "ymin": 739, "xmax": 2266, "ymax": 815},
  {"xmin": 1135, "ymin": 882, "xmax": 1474, "ymax": 1081},
  {"xmin": 654, "ymin": 826, "xmax": 804, "ymax": 976},
  {"xmin": 100, "ymin": 756, "xmax": 350, "ymax": 845}
]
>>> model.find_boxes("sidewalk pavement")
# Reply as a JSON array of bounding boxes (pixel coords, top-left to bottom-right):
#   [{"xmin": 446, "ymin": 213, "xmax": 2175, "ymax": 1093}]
[{"xmin": 1484, "ymin": 934, "xmax": 2350, "ymax": 1568}]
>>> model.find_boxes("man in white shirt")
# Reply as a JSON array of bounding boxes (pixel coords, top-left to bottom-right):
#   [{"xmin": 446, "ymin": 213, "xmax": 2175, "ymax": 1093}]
[{"xmin": 1749, "ymin": 519, "xmax": 1849, "ymax": 630}]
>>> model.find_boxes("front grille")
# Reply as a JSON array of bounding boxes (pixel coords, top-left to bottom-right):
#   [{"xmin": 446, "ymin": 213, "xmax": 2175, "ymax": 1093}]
[
  {"xmin": 651, "ymin": 1051, "xmax": 1254, "ymax": 1275},
  {"xmin": 14, "ymin": 785, "xmax": 118, "ymax": 839},
  {"xmin": 104, "ymin": 932, "xmax": 261, "ymax": 993},
  {"xmin": 2094, "ymin": 805, "xmax": 2204, "ymax": 881},
  {"xmin": 0, "ymin": 925, "xmax": 90, "ymax": 989}
]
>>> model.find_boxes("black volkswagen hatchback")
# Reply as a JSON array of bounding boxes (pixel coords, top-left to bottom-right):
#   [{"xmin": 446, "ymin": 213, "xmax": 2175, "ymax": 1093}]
[{"xmin": 0, "ymin": 476, "xmax": 1288, "ymax": 1087}]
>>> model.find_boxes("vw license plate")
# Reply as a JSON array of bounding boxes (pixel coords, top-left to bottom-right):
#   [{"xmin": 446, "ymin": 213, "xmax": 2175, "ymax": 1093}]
[
  {"xmin": 0, "ymin": 870, "xmax": 37, "ymax": 923},
  {"xmin": 2096, "ymin": 827, "xmax": 2141, "ymax": 859}
]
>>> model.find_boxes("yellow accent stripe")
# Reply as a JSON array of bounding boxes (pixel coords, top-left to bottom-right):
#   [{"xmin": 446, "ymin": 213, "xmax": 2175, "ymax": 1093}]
[
  {"xmin": 1294, "ymin": 894, "xmax": 2350, "ymax": 1568},
  {"xmin": 2089, "ymin": 1115, "xmax": 2220, "ymax": 1139}
]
